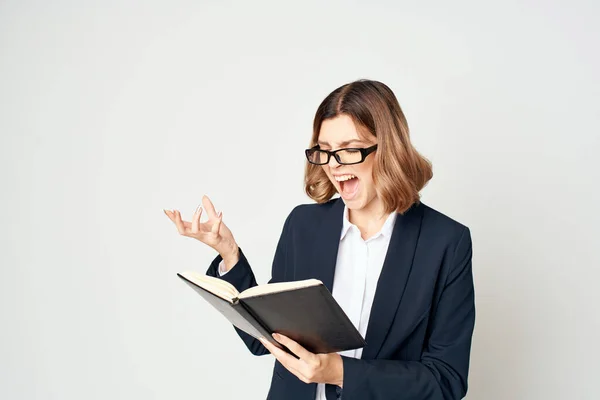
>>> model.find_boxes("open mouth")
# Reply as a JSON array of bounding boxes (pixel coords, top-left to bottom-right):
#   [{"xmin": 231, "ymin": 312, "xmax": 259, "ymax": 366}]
[{"xmin": 335, "ymin": 174, "xmax": 359, "ymax": 200}]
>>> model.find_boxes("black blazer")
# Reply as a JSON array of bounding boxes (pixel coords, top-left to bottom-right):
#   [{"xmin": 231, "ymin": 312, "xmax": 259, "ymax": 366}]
[{"xmin": 206, "ymin": 198, "xmax": 475, "ymax": 400}]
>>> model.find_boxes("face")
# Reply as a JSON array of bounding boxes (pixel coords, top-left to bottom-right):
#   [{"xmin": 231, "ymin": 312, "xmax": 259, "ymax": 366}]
[{"xmin": 317, "ymin": 114, "xmax": 379, "ymax": 212}]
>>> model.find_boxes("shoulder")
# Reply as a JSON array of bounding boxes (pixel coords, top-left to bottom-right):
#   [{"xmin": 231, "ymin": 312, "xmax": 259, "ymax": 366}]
[
  {"xmin": 419, "ymin": 202, "xmax": 468, "ymax": 232},
  {"xmin": 289, "ymin": 198, "xmax": 339, "ymax": 219},
  {"xmin": 292, "ymin": 197, "xmax": 341, "ymax": 216},
  {"xmin": 417, "ymin": 202, "xmax": 471, "ymax": 248},
  {"xmin": 279, "ymin": 198, "xmax": 342, "ymax": 232},
  {"xmin": 418, "ymin": 204, "xmax": 473, "ymax": 284}
]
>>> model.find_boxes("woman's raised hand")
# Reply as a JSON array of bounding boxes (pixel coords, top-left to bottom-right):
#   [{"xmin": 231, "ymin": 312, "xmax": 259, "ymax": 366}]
[{"xmin": 164, "ymin": 195, "xmax": 239, "ymax": 271}]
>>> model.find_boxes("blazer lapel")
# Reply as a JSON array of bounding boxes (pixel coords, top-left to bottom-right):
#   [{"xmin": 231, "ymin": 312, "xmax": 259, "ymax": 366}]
[
  {"xmin": 361, "ymin": 202, "xmax": 424, "ymax": 359},
  {"xmin": 307, "ymin": 198, "xmax": 345, "ymax": 293}
]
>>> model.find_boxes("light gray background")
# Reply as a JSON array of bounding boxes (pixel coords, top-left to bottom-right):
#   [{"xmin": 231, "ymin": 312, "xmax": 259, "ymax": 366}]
[{"xmin": 1, "ymin": 1, "xmax": 599, "ymax": 399}]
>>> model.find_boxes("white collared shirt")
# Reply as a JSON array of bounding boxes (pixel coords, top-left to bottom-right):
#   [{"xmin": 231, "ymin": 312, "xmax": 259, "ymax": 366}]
[
  {"xmin": 219, "ymin": 206, "xmax": 397, "ymax": 400},
  {"xmin": 315, "ymin": 206, "xmax": 397, "ymax": 400}
]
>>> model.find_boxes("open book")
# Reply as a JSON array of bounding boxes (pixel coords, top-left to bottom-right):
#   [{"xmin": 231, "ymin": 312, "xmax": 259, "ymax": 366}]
[{"xmin": 177, "ymin": 271, "xmax": 366, "ymax": 354}]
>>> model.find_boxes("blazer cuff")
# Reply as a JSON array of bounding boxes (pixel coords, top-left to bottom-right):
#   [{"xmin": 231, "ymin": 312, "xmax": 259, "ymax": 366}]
[
  {"xmin": 340, "ymin": 356, "xmax": 369, "ymax": 398},
  {"xmin": 205, "ymin": 248, "xmax": 254, "ymax": 291}
]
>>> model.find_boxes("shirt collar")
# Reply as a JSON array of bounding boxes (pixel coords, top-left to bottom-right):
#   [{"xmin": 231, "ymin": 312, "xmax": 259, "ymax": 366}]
[
  {"xmin": 340, "ymin": 205, "xmax": 397, "ymax": 241},
  {"xmin": 340, "ymin": 206, "xmax": 353, "ymax": 240}
]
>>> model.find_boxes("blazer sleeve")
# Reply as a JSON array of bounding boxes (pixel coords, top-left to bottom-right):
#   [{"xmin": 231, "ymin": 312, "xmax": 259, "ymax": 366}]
[
  {"xmin": 340, "ymin": 227, "xmax": 475, "ymax": 400},
  {"xmin": 205, "ymin": 208, "xmax": 295, "ymax": 356}
]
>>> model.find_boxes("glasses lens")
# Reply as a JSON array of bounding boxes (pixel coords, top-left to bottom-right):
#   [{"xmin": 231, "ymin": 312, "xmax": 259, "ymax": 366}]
[
  {"xmin": 337, "ymin": 149, "xmax": 363, "ymax": 164},
  {"xmin": 307, "ymin": 149, "xmax": 328, "ymax": 164}
]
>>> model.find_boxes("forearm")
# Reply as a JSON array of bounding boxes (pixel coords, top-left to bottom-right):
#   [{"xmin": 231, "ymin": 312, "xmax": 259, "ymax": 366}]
[
  {"xmin": 205, "ymin": 248, "xmax": 257, "ymax": 293},
  {"xmin": 341, "ymin": 357, "xmax": 466, "ymax": 400}
]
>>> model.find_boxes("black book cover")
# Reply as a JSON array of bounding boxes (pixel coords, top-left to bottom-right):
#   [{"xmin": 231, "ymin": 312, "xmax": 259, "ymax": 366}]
[
  {"xmin": 177, "ymin": 274, "xmax": 366, "ymax": 355},
  {"xmin": 239, "ymin": 284, "xmax": 365, "ymax": 354}
]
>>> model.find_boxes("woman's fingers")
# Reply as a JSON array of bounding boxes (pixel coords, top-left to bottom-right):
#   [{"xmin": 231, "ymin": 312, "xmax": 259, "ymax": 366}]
[
  {"xmin": 191, "ymin": 205, "xmax": 202, "ymax": 234},
  {"xmin": 163, "ymin": 209, "xmax": 174, "ymax": 221},
  {"xmin": 164, "ymin": 209, "xmax": 187, "ymax": 224},
  {"xmin": 164, "ymin": 209, "xmax": 180, "ymax": 228},
  {"xmin": 164, "ymin": 201, "xmax": 233, "ymax": 252},
  {"xmin": 259, "ymin": 338, "xmax": 309, "ymax": 383},
  {"xmin": 273, "ymin": 333, "xmax": 315, "ymax": 362},
  {"xmin": 174, "ymin": 210, "xmax": 186, "ymax": 235},
  {"xmin": 211, "ymin": 212, "xmax": 222, "ymax": 235},
  {"xmin": 164, "ymin": 208, "xmax": 196, "ymax": 227},
  {"xmin": 201, "ymin": 195, "xmax": 219, "ymax": 220}
]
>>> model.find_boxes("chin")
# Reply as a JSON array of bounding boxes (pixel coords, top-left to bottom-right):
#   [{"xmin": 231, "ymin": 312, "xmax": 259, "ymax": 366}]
[{"xmin": 340, "ymin": 195, "xmax": 367, "ymax": 210}]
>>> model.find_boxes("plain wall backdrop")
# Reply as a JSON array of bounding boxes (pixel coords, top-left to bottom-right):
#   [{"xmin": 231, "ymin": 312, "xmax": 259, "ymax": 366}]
[{"xmin": 1, "ymin": 0, "xmax": 599, "ymax": 399}]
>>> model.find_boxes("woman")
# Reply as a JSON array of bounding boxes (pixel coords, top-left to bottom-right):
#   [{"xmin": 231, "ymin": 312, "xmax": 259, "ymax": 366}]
[{"xmin": 164, "ymin": 79, "xmax": 475, "ymax": 400}]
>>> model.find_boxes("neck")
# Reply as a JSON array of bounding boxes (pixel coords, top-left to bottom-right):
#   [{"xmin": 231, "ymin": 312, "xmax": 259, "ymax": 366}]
[{"xmin": 347, "ymin": 198, "xmax": 389, "ymax": 240}]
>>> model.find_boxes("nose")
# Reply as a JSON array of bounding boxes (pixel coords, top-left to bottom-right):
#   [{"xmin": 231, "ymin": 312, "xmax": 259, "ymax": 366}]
[{"xmin": 328, "ymin": 154, "xmax": 340, "ymax": 168}]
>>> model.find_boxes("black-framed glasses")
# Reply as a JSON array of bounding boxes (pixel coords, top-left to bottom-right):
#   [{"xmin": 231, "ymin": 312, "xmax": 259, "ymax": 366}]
[{"xmin": 305, "ymin": 144, "xmax": 378, "ymax": 165}]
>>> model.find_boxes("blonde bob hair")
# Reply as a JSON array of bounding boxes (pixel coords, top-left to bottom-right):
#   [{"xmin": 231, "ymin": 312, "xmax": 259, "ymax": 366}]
[{"xmin": 304, "ymin": 79, "xmax": 433, "ymax": 215}]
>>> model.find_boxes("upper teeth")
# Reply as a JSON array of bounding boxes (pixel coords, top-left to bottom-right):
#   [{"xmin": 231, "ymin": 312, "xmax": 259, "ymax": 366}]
[{"xmin": 335, "ymin": 174, "xmax": 356, "ymax": 182}]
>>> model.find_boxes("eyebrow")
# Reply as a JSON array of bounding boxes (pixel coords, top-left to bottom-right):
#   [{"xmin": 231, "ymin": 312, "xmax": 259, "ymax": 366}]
[{"xmin": 317, "ymin": 139, "xmax": 365, "ymax": 147}]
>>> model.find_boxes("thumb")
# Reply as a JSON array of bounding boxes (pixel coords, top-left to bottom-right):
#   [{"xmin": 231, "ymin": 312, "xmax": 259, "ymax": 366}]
[
  {"xmin": 202, "ymin": 195, "xmax": 219, "ymax": 220},
  {"xmin": 211, "ymin": 212, "xmax": 223, "ymax": 235}
]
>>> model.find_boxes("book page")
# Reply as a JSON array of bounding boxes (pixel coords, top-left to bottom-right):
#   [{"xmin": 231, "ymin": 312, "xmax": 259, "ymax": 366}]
[
  {"xmin": 178, "ymin": 271, "xmax": 239, "ymax": 302},
  {"xmin": 239, "ymin": 279, "xmax": 322, "ymax": 299}
]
